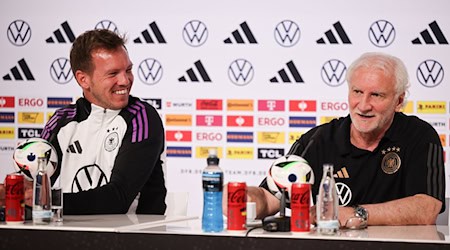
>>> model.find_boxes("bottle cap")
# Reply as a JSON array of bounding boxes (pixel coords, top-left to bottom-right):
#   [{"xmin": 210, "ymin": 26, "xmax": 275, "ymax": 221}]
[{"xmin": 207, "ymin": 148, "xmax": 219, "ymax": 165}]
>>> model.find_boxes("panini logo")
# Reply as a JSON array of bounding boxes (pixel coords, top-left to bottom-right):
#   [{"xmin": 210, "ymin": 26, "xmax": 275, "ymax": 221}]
[
  {"xmin": 257, "ymin": 132, "xmax": 285, "ymax": 144},
  {"xmin": 227, "ymin": 99, "xmax": 254, "ymax": 111},
  {"xmin": 18, "ymin": 128, "xmax": 43, "ymax": 138},
  {"xmin": 320, "ymin": 116, "xmax": 340, "ymax": 124},
  {"xmin": 166, "ymin": 130, "xmax": 192, "ymax": 142},
  {"xmin": 47, "ymin": 97, "xmax": 73, "ymax": 108},
  {"xmin": 0, "ymin": 127, "xmax": 15, "ymax": 139},
  {"xmin": 227, "ymin": 132, "xmax": 253, "ymax": 143},
  {"xmin": 412, "ymin": 21, "xmax": 448, "ymax": 45},
  {"xmin": 226, "ymin": 147, "xmax": 253, "ymax": 159},
  {"xmin": 165, "ymin": 115, "xmax": 192, "ymax": 126},
  {"xmin": 0, "ymin": 112, "xmax": 15, "ymax": 123},
  {"xmin": 270, "ymin": 60, "xmax": 304, "ymax": 83},
  {"xmin": 289, "ymin": 116, "xmax": 316, "ymax": 128},
  {"xmin": 224, "ymin": 21, "xmax": 257, "ymax": 44},
  {"xmin": 178, "ymin": 60, "xmax": 211, "ymax": 82},
  {"xmin": 289, "ymin": 100, "xmax": 316, "ymax": 112},
  {"xmin": 196, "ymin": 147, "xmax": 223, "ymax": 158},
  {"xmin": 196, "ymin": 115, "xmax": 222, "ymax": 126},
  {"xmin": 289, "ymin": 132, "xmax": 304, "ymax": 144},
  {"xmin": 400, "ymin": 101, "xmax": 414, "ymax": 114},
  {"xmin": 167, "ymin": 146, "xmax": 192, "ymax": 158},
  {"xmin": 3, "ymin": 58, "xmax": 35, "ymax": 81},
  {"xmin": 316, "ymin": 21, "xmax": 351, "ymax": 44},
  {"xmin": 196, "ymin": 99, "xmax": 223, "ymax": 110},
  {"xmin": 45, "ymin": 21, "xmax": 76, "ymax": 43},
  {"xmin": 0, "ymin": 96, "xmax": 15, "ymax": 108},
  {"xmin": 417, "ymin": 101, "xmax": 446, "ymax": 114},
  {"xmin": 258, "ymin": 148, "xmax": 284, "ymax": 159},
  {"xmin": 258, "ymin": 100, "xmax": 285, "ymax": 111},
  {"xmin": 18, "ymin": 112, "xmax": 44, "ymax": 124},
  {"xmin": 134, "ymin": 22, "xmax": 167, "ymax": 44},
  {"xmin": 227, "ymin": 115, "xmax": 253, "ymax": 127}
]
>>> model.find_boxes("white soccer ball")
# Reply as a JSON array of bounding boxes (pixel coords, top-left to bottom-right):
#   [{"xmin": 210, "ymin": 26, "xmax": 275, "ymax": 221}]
[
  {"xmin": 266, "ymin": 154, "xmax": 314, "ymax": 201},
  {"xmin": 13, "ymin": 138, "xmax": 58, "ymax": 180}
]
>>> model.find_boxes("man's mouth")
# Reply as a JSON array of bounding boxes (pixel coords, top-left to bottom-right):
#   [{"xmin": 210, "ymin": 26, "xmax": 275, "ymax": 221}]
[{"xmin": 113, "ymin": 89, "xmax": 128, "ymax": 95}]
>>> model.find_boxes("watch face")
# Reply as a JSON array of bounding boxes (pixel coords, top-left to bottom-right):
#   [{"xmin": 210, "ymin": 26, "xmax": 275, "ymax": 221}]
[{"xmin": 356, "ymin": 206, "xmax": 368, "ymax": 220}]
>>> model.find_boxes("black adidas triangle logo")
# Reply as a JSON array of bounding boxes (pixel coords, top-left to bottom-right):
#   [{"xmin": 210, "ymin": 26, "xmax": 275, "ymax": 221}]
[
  {"xmin": 178, "ymin": 60, "xmax": 211, "ymax": 82},
  {"xmin": 224, "ymin": 21, "xmax": 257, "ymax": 44},
  {"xmin": 67, "ymin": 140, "xmax": 83, "ymax": 154},
  {"xmin": 316, "ymin": 21, "xmax": 351, "ymax": 44},
  {"xmin": 270, "ymin": 60, "xmax": 304, "ymax": 83},
  {"xmin": 134, "ymin": 22, "xmax": 167, "ymax": 44},
  {"xmin": 2, "ymin": 58, "xmax": 35, "ymax": 81},
  {"xmin": 46, "ymin": 21, "xmax": 76, "ymax": 43},
  {"xmin": 412, "ymin": 21, "xmax": 448, "ymax": 45}
]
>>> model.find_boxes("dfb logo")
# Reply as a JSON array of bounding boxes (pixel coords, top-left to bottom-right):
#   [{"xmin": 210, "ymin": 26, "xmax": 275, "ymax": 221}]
[
  {"xmin": 258, "ymin": 148, "xmax": 284, "ymax": 159},
  {"xmin": 18, "ymin": 98, "xmax": 44, "ymax": 107},
  {"xmin": 196, "ymin": 132, "xmax": 223, "ymax": 141},
  {"xmin": 18, "ymin": 128, "xmax": 43, "ymax": 139}
]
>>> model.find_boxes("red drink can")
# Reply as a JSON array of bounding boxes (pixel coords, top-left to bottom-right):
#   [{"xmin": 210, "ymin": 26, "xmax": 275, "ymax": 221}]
[
  {"xmin": 227, "ymin": 182, "xmax": 246, "ymax": 230},
  {"xmin": 5, "ymin": 173, "xmax": 25, "ymax": 224},
  {"xmin": 291, "ymin": 183, "xmax": 310, "ymax": 232}
]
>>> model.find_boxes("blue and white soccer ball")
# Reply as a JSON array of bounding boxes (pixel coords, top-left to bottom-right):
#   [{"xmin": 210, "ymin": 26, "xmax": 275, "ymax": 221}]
[
  {"xmin": 13, "ymin": 138, "xmax": 58, "ymax": 180},
  {"xmin": 266, "ymin": 154, "xmax": 314, "ymax": 201}
]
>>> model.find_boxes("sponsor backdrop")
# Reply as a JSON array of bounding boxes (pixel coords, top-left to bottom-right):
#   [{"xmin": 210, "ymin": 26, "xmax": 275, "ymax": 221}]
[{"xmin": 1, "ymin": 0, "xmax": 449, "ymax": 217}]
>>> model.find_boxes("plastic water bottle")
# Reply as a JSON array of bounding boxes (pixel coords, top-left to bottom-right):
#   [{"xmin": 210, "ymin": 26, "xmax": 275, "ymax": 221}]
[
  {"xmin": 316, "ymin": 164, "xmax": 339, "ymax": 234},
  {"xmin": 202, "ymin": 149, "xmax": 223, "ymax": 232},
  {"xmin": 32, "ymin": 155, "xmax": 52, "ymax": 224}
]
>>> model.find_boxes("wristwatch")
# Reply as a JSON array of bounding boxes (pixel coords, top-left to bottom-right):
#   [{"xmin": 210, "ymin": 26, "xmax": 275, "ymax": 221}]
[{"xmin": 353, "ymin": 205, "xmax": 368, "ymax": 228}]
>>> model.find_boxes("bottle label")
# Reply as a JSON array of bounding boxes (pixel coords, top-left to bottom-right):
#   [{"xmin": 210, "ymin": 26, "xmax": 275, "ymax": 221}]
[
  {"xmin": 32, "ymin": 210, "xmax": 53, "ymax": 219},
  {"xmin": 202, "ymin": 172, "xmax": 223, "ymax": 192},
  {"xmin": 317, "ymin": 220, "xmax": 339, "ymax": 230}
]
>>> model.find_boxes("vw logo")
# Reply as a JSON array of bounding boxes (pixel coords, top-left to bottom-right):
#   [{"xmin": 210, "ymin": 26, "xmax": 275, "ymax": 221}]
[
  {"xmin": 417, "ymin": 60, "xmax": 444, "ymax": 87},
  {"xmin": 321, "ymin": 59, "xmax": 347, "ymax": 87},
  {"xmin": 368, "ymin": 20, "xmax": 395, "ymax": 48},
  {"xmin": 336, "ymin": 182, "xmax": 352, "ymax": 206},
  {"xmin": 228, "ymin": 59, "xmax": 254, "ymax": 86},
  {"xmin": 50, "ymin": 57, "xmax": 73, "ymax": 84},
  {"xmin": 138, "ymin": 58, "xmax": 163, "ymax": 85},
  {"xmin": 95, "ymin": 20, "xmax": 119, "ymax": 33},
  {"xmin": 72, "ymin": 164, "xmax": 108, "ymax": 192},
  {"xmin": 7, "ymin": 20, "xmax": 32, "ymax": 46},
  {"xmin": 183, "ymin": 20, "xmax": 208, "ymax": 47},
  {"xmin": 274, "ymin": 20, "xmax": 300, "ymax": 47}
]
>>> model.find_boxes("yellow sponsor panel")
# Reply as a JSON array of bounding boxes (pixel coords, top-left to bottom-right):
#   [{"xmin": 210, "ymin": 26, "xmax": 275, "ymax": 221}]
[
  {"xmin": 416, "ymin": 101, "xmax": 446, "ymax": 114},
  {"xmin": 257, "ymin": 132, "xmax": 285, "ymax": 144},
  {"xmin": 18, "ymin": 112, "xmax": 44, "ymax": 124},
  {"xmin": 439, "ymin": 134, "xmax": 446, "ymax": 147},
  {"xmin": 47, "ymin": 112, "xmax": 55, "ymax": 121},
  {"xmin": 0, "ymin": 127, "xmax": 15, "ymax": 139},
  {"xmin": 400, "ymin": 101, "xmax": 414, "ymax": 114},
  {"xmin": 226, "ymin": 147, "xmax": 254, "ymax": 159},
  {"xmin": 288, "ymin": 132, "xmax": 303, "ymax": 144},
  {"xmin": 165, "ymin": 114, "xmax": 192, "ymax": 126},
  {"xmin": 195, "ymin": 146, "xmax": 223, "ymax": 159},
  {"xmin": 320, "ymin": 116, "xmax": 339, "ymax": 124},
  {"xmin": 227, "ymin": 99, "xmax": 254, "ymax": 111}
]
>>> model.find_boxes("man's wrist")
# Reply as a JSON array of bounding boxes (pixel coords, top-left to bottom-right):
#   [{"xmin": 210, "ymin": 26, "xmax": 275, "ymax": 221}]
[{"xmin": 343, "ymin": 205, "xmax": 368, "ymax": 229}]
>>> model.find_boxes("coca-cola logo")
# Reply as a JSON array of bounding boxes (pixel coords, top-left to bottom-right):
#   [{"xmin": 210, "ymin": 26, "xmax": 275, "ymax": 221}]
[
  {"xmin": 292, "ymin": 190, "xmax": 309, "ymax": 205},
  {"xmin": 229, "ymin": 189, "xmax": 246, "ymax": 204},
  {"xmin": 6, "ymin": 182, "xmax": 24, "ymax": 196}
]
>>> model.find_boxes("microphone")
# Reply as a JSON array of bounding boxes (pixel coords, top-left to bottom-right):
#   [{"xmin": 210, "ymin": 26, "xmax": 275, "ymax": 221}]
[{"xmin": 262, "ymin": 187, "xmax": 290, "ymax": 232}]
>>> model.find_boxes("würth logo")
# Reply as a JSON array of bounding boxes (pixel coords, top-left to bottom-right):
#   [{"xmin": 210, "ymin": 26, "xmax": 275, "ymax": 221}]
[
  {"xmin": 369, "ymin": 20, "xmax": 395, "ymax": 48},
  {"xmin": 138, "ymin": 58, "xmax": 163, "ymax": 85},
  {"xmin": 417, "ymin": 60, "xmax": 444, "ymax": 87},
  {"xmin": 270, "ymin": 60, "xmax": 304, "ymax": 83},
  {"xmin": 7, "ymin": 20, "xmax": 32, "ymax": 46},
  {"xmin": 183, "ymin": 20, "xmax": 208, "ymax": 47},
  {"xmin": 50, "ymin": 57, "xmax": 73, "ymax": 84},
  {"xmin": 3, "ymin": 58, "xmax": 35, "ymax": 81},
  {"xmin": 412, "ymin": 21, "xmax": 448, "ymax": 45},
  {"xmin": 274, "ymin": 20, "xmax": 301, "ymax": 47},
  {"xmin": 224, "ymin": 21, "xmax": 258, "ymax": 44},
  {"xmin": 321, "ymin": 59, "xmax": 347, "ymax": 87},
  {"xmin": 316, "ymin": 21, "xmax": 351, "ymax": 44},
  {"xmin": 46, "ymin": 21, "xmax": 76, "ymax": 43},
  {"xmin": 134, "ymin": 22, "xmax": 167, "ymax": 44},
  {"xmin": 95, "ymin": 20, "xmax": 119, "ymax": 33},
  {"xmin": 178, "ymin": 60, "xmax": 211, "ymax": 82}
]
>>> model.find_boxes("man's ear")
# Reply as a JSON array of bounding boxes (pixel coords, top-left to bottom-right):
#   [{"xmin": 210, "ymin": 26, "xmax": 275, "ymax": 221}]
[
  {"xmin": 395, "ymin": 92, "xmax": 405, "ymax": 112},
  {"xmin": 75, "ymin": 70, "xmax": 90, "ymax": 90}
]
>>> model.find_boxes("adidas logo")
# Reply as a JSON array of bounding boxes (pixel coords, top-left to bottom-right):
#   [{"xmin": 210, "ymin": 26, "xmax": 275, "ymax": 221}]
[
  {"xmin": 270, "ymin": 60, "xmax": 304, "ymax": 83},
  {"xmin": 134, "ymin": 22, "xmax": 167, "ymax": 44},
  {"xmin": 67, "ymin": 140, "xmax": 83, "ymax": 154},
  {"xmin": 178, "ymin": 60, "xmax": 211, "ymax": 82},
  {"xmin": 316, "ymin": 21, "xmax": 351, "ymax": 44},
  {"xmin": 334, "ymin": 167, "xmax": 350, "ymax": 179},
  {"xmin": 46, "ymin": 21, "xmax": 76, "ymax": 43},
  {"xmin": 2, "ymin": 58, "xmax": 35, "ymax": 81},
  {"xmin": 412, "ymin": 21, "xmax": 448, "ymax": 45},
  {"xmin": 224, "ymin": 21, "xmax": 257, "ymax": 44}
]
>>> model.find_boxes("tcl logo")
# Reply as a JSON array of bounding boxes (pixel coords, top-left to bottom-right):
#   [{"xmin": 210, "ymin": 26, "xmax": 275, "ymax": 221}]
[
  {"xmin": 320, "ymin": 102, "xmax": 348, "ymax": 111},
  {"xmin": 257, "ymin": 117, "xmax": 285, "ymax": 126},
  {"xmin": 18, "ymin": 98, "xmax": 44, "ymax": 107},
  {"xmin": 196, "ymin": 132, "xmax": 223, "ymax": 141},
  {"xmin": 258, "ymin": 148, "xmax": 284, "ymax": 159},
  {"xmin": 18, "ymin": 128, "xmax": 43, "ymax": 138}
]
